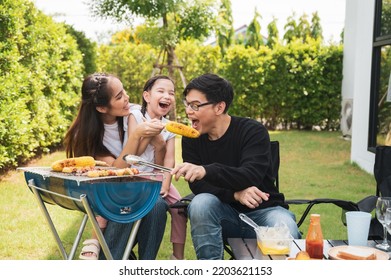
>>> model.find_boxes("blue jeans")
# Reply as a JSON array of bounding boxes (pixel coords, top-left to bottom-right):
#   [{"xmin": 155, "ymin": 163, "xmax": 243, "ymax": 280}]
[
  {"xmin": 188, "ymin": 193, "xmax": 301, "ymax": 260},
  {"xmin": 100, "ymin": 196, "xmax": 168, "ymax": 260}
]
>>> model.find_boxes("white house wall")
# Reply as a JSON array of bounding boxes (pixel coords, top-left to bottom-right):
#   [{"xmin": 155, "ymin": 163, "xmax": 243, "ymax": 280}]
[{"xmin": 342, "ymin": 0, "xmax": 376, "ymax": 173}]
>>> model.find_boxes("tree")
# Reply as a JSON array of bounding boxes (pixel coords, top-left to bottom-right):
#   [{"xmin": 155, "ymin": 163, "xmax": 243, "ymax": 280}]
[
  {"xmin": 310, "ymin": 12, "xmax": 323, "ymax": 41},
  {"xmin": 65, "ymin": 25, "xmax": 98, "ymax": 75},
  {"xmin": 283, "ymin": 13, "xmax": 299, "ymax": 44},
  {"xmin": 283, "ymin": 12, "xmax": 323, "ymax": 44},
  {"xmin": 89, "ymin": 0, "xmax": 216, "ymax": 78},
  {"xmin": 266, "ymin": 17, "xmax": 279, "ymax": 48},
  {"xmin": 245, "ymin": 8, "xmax": 263, "ymax": 50},
  {"xmin": 297, "ymin": 14, "xmax": 311, "ymax": 42},
  {"xmin": 216, "ymin": 0, "xmax": 234, "ymax": 57}
]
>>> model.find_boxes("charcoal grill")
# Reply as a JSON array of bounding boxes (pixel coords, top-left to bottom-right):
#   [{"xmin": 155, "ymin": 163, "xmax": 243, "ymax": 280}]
[{"xmin": 19, "ymin": 167, "xmax": 163, "ymax": 260}]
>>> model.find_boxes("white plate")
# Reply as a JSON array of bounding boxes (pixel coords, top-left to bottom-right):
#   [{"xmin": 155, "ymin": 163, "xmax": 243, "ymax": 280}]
[{"xmin": 328, "ymin": 245, "xmax": 390, "ymax": 260}]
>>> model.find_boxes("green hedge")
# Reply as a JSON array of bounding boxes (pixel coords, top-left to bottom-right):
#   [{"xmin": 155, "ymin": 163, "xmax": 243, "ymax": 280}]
[
  {"xmin": 219, "ymin": 40, "xmax": 343, "ymax": 130},
  {"xmin": 0, "ymin": 0, "xmax": 84, "ymax": 170}
]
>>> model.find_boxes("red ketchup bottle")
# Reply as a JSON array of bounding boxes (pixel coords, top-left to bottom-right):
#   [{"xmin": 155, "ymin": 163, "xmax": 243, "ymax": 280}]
[{"xmin": 305, "ymin": 214, "xmax": 324, "ymax": 259}]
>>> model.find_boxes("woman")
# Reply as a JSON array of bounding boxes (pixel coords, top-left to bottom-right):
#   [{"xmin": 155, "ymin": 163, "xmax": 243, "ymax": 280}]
[{"xmin": 64, "ymin": 73, "xmax": 168, "ymax": 260}]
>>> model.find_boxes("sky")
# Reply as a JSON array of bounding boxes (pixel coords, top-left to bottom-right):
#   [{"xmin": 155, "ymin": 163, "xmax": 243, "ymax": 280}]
[{"xmin": 33, "ymin": 0, "xmax": 346, "ymax": 43}]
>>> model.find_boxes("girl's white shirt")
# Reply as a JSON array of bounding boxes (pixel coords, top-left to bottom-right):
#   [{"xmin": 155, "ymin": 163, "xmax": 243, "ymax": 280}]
[{"xmin": 130, "ymin": 109, "xmax": 175, "ymax": 172}]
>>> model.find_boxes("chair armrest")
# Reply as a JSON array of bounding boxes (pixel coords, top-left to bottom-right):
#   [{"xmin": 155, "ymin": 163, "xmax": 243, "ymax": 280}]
[
  {"xmin": 286, "ymin": 198, "xmax": 360, "ymax": 228},
  {"xmin": 356, "ymin": 195, "xmax": 378, "ymax": 213},
  {"xmin": 170, "ymin": 193, "xmax": 195, "ymax": 208}
]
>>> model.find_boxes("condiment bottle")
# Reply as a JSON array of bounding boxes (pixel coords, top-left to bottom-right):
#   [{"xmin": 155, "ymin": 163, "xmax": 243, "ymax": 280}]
[{"xmin": 305, "ymin": 214, "xmax": 324, "ymax": 259}]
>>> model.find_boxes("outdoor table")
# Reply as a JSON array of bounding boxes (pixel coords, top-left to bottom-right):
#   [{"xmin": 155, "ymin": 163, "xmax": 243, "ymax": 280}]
[{"xmin": 227, "ymin": 238, "xmax": 391, "ymax": 260}]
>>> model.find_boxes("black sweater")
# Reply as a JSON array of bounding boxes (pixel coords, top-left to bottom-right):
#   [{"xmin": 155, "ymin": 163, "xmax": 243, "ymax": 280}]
[{"xmin": 182, "ymin": 116, "xmax": 287, "ymax": 213}]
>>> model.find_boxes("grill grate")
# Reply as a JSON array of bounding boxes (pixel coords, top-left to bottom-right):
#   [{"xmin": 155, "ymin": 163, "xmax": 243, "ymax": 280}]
[{"xmin": 18, "ymin": 167, "xmax": 159, "ymax": 185}]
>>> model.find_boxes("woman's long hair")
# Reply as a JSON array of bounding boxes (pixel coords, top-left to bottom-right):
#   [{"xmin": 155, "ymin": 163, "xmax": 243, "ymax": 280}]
[{"xmin": 64, "ymin": 73, "xmax": 124, "ymax": 158}]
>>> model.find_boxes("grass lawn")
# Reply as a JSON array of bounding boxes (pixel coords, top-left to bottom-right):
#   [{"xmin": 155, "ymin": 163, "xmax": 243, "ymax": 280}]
[{"xmin": 0, "ymin": 131, "xmax": 376, "ymax": 260}]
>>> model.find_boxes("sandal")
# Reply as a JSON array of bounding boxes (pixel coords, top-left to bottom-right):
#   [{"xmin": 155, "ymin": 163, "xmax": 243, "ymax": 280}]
[{"xmin": 79, "ymin": 239, "xmax": 100, "ymax": 260}]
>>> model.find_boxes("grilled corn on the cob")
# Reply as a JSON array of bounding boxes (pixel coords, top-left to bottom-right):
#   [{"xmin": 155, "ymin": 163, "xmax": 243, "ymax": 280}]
[
  {"xmin": 165, "ymin": 121, "xmax": 200, "ymax": 138},
  {"xmin": 51, "ymin": 156, "xmax": 96, "ymax": 171}
]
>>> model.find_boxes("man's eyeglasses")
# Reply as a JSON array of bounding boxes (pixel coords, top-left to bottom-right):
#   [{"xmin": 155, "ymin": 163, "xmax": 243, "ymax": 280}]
[{"xmin": 183, "ymin": 100, "xmax": 215, "ymax": 111}]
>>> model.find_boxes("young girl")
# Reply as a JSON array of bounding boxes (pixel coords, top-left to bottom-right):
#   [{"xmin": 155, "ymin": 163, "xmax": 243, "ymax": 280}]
[
  {"xmin": 128, "ymin": 75, "xmax": 187, "ymax": 260},
  {"xmin": 67, "ymin": 73, "xmax": 168, "ymax": 260}
]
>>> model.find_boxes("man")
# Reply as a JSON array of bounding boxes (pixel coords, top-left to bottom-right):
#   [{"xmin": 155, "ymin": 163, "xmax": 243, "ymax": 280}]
[{"xmin": 171, "ymin": 73, "xmax": 300, "ymax": 260}]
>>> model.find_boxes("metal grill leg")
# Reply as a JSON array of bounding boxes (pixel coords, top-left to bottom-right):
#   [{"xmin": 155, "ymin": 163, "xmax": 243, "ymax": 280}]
[
  {"xmin": 30, "ymin": 184, "xmax": 68, "ymax": 259},
  {"xmin": 68, "ymin": 214, "xmax": 88, "ymax": 260},
  {"xmin": 123, "ymin": 219, "xmax": 141, "ymax": 260},
  {"xmin": 80, "ymin": 194, "xmax": 113, "ymax": 260}
]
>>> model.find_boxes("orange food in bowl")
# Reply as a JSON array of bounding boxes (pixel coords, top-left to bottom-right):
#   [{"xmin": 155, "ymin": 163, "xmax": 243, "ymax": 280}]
[{"xmin": 295, "ymin": 251, "xmax": 311, "ymax": 260}]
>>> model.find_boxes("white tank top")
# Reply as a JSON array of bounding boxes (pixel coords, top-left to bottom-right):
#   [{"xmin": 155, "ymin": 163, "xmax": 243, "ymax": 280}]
[{"xmin": 102, "ymin": 115, "xmax": 129, "ymax": 158}]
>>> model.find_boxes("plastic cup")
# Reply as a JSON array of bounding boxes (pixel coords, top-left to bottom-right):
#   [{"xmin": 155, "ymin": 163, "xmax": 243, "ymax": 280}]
[{"xmin": 345, "ymin": 211, "xmax": 371, "ymax": 246}]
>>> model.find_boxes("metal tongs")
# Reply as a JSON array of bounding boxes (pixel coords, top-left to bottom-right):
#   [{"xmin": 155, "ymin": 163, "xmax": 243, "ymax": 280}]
[{"xmin": 123, "ymin": 154, "xmax": 172, "ymax": 172}]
